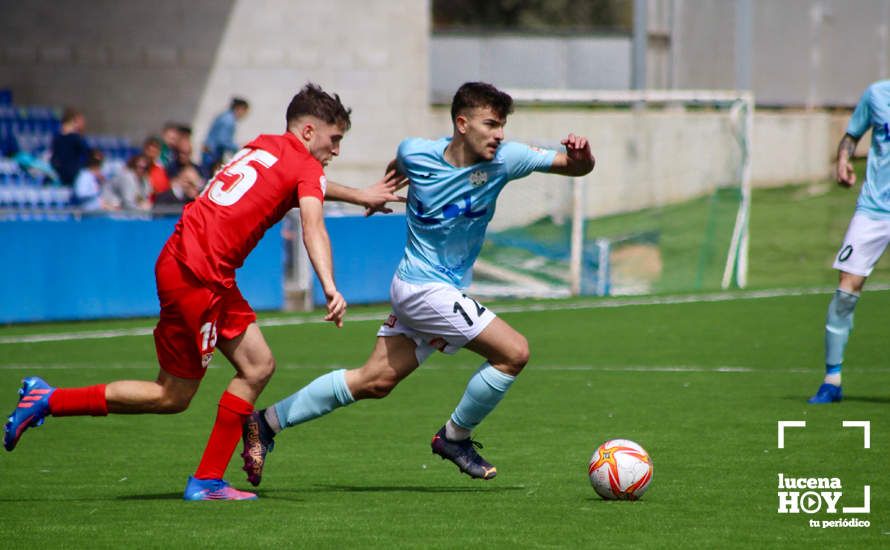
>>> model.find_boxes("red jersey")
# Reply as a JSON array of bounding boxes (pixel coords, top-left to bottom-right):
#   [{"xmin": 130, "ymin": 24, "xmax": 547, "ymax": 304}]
[{"xmin": 165, "ymin": 132, "xmax": 326, "ymax": 290}]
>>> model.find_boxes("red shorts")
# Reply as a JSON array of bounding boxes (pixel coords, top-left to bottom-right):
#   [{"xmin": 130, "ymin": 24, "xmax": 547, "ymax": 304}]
[{"xmin": 153, "ymin": 249, "xmax": 256, "ymax": 380}]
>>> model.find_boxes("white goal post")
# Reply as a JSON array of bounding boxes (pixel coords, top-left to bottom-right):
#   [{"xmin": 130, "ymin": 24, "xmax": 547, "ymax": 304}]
[{"xmin": 505, "ymin": 89, "xmax": 754, "ymax": 294}]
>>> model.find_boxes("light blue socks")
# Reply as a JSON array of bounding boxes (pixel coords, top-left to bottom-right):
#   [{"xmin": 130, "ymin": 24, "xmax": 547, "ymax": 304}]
[
  {"xmin": 273, "ymin": 369, "xmax": 355, "ymax": 429},
  {"xmin": 449, "ymin": 363, "xmax": 516, "ymax": 435},
  {"xmin": 824, "ymin": 289, "xmax": 859, "ymax": 384}
]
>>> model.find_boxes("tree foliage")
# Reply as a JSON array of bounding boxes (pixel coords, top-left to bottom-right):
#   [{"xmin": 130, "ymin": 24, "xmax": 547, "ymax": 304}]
[{"xmin": 432, "ymin": 0, "xmax": 632, "ymax": 33}]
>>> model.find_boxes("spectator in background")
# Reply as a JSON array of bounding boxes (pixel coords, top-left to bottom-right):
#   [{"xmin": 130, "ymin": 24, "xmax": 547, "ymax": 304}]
[
  {"xmin": 72, "ymin": 149, "xmax": 105, "ymax": 211},
  {"xmin": 201, "ymin": 97, "xmax": 249, "ymax": 177},
  {"xmin": 165, "ymin": 125, "xmax": 200, "ymax": 179},
  {"xmin": 50, "ymin": 107, "xmax": 89, "ymax": 186},
  {"xmin": 5, "ymin": 131, "xmax": 60, "ymax": 184},
  {"xmin": 103, "ymin": 154, "xmax": 152, "ymax": 211},
  {"xmin": 153, "ymin": 165, "xmax": 202, "ymax": 212},
  {"xmin": 160, "ymin": 122, "xmax": 181, "ymax": 167},
  {"xmin": 143, "ymin": 136, "xmax": 170, "ymax": 199}
]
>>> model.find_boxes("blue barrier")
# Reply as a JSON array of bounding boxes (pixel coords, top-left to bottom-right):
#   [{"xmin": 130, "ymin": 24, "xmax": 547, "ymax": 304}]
[
  {"xmin": 312, "ymin": 214, "xmax": 406, "ymax": 306},
  {"xmin": 0, "ymin": 216, "xmax": 283, "ymax": 323}
]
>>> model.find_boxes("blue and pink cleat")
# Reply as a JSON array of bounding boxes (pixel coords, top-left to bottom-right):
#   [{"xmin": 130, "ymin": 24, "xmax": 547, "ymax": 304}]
[
  {"xmin": 3, "ymin": 376, "xmax": 55, "ymax": 451},
  {"xmin": 183, "ymin": 476, "xmax": 257, "ymax": 501}
]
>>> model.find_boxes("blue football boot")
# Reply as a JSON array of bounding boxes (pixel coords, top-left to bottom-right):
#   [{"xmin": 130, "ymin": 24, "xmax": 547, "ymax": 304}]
[
  {"xmin": 3, "ymin": 376, "xmax": 55, "ymax": 451},
  {"xmin": 183, "ymin": 476, "xmax": 257, "ymax": 501},
  {"xmin": 808, "ymin": 383, "xmax": 842, "ymax": 404}
]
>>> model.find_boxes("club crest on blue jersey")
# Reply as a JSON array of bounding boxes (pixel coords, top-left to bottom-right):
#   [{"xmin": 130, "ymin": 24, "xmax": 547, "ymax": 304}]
[{"xmin": 469, "ymin": 169, "xmax": 488, "ymax": 187}]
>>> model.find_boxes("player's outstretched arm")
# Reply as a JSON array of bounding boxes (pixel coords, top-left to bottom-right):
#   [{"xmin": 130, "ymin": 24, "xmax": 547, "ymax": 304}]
[
  {"xmin": 548, "ymin": 133, "xmax": 595, "ymax": 177},
  {"xmin": 299, "ymin": 196, "xmax": 346, "ymax": 327},
  {"xmin": 325, "ymin": 164, "xmax": 407, "ymax": 216},
  {"xmin": 836, "ymin": 133, "xmax": 858, "ymax": 188}
]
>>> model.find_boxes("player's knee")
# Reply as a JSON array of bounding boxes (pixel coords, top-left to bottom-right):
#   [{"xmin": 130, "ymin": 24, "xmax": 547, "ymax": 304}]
[
  {"xmin": 505, "ymin": 336, "xmax": 530, "ymax": 373},
  {"xmin": 157, "ymin": 392, "xmax": 193, "ymax": 413},
  {"xmin": 361, "ymin": 375, "xmax": 400, "ymax": 399},
  {"xmin": 244, "ymin": 356, "xmax": 276, "ymax": 387}
]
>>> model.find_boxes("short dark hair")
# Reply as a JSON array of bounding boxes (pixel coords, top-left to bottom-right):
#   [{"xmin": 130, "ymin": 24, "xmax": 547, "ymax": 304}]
[
  {"xmin": 230, "ymin": 97, "xmax": 249, "ymax": 111},
  {"xmin": 61, "ymin": 107, "xmax": 82, "ymax": 125},
  {"xmin": 143, "ymin": 135, "xmax": 161, "ymax": 149},
  {"xmin": 286, "ymin": 83, "xmax": 352, "ymax": 131},
  {"xmin": 176, "ymin": 124, "xmax": 192, "ymax": 137},
  {"xmin": 450, "ymin": 82, "xmax": 513, "ymax": 122},
  {"xmin": 126, "ymin": 154, "xmax": 149, "ymax": 171},
  {"xmin": 86, "ymin": 149, "xmax": 103, "ymax": 168}
]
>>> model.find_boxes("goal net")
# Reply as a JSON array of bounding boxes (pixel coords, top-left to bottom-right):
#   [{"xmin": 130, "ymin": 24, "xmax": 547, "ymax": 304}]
[{"xmin": 471, "ymin": 89, "xmax": 753, "ymax": 298}]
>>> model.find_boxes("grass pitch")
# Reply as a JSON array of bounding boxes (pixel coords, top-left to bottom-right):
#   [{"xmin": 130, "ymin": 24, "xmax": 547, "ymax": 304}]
[{"xmin": 1, "ymin": 289, "xmax": 888, "ymax": 548}]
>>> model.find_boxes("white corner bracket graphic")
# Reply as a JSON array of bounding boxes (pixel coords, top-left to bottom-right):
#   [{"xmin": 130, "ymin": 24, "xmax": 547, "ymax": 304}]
[
  {"xmin": 777, "ymin": 421, "xmax": 806, "ymax": 449},
  {"xmin": 842, "ymin": 485, "xmax": 871, "ymax": 514},
  {"xmin": 841, "ymin": 420, "xmax": 871, "ymax": 449}
]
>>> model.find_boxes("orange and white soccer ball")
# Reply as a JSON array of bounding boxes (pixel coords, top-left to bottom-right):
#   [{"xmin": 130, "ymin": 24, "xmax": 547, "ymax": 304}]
[{"xmin": 588, "ymin": 439, "xmax": 653, "ymax": 500}]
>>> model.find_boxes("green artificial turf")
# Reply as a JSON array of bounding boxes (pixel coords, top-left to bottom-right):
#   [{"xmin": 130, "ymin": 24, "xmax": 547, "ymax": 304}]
[{"xmin": 1, "ymin": 289, "xmax": 887, "ymax": 548}]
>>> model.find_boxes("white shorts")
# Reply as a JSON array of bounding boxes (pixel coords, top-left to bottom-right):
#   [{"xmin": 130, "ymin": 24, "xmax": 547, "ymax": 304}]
[
  {"xmin": 376, "ymin": 276, "xmax": 497, "ymax": 364},
  {"xmin": 832, "ymin": 212, "xmax": 890, "ymax": 276}
]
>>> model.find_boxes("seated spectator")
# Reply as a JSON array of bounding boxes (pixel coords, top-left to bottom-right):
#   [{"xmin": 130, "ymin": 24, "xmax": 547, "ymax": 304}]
[
  {"xmin": 103, "ymin": 154, "xmax": 152, "ymax": 211},
  {"xmin": 50, "ymin": 107, "xmax": 89, "ymax": 186},
  {"xmin": 153, "ymin": 165, "xmax": 203, "ymax": 212},
  {"xmin": 72, "ymin": 149, "xmax": 106, "ymax": 211},
  {"xmin": 165, "ymin": 125, "xmax": 200, "ymax": 179},
  {"xmin": 201, "ymin": 97, "xmax": 249, "ymax": 177},
  {"xmin": 142, "ymin": 136, "xmax": 170, "ymax": 198},
  {"xmin": 159, "ymin": 122, "xmax": 181, "ymax": 167}
]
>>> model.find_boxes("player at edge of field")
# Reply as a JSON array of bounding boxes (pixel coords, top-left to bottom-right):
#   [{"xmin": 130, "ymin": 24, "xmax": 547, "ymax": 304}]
[
  {"xmin": 240, "ymin": 81, "xmax": 595, "ymax": 486},
  {"xmin": 808, "ymin": 79, "xmax": 890, "ymax": 404},
  {"xmin": 2, "ymin": 83, "xmax": 406, "ymax": 501}
]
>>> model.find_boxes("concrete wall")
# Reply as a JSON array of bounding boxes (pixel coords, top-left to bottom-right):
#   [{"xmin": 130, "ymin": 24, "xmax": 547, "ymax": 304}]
[
  {"xmin": 0, "ymin": 0, "xmax": 429, "ymax": 189},
  {"xmin": 667, "ymin": 0, "xmax": 889, "ymax": 106},
  {"xmin": 430, "ymin": 34, "xmax": 631, "ymax": 101},
  {"xmin": 0, "ymin": 0, "xmax": 235, "ymax": 140},
  {"xmin": 0, "ymin": 0, "xmax": 862, "ymax": 231},
  {"xmin": 428, "ymin": 1, "xmax": 890, "ymax": 108},
  {"xmin": 190, "ymin": 0, "xmax": 429, "ymax": 188}
]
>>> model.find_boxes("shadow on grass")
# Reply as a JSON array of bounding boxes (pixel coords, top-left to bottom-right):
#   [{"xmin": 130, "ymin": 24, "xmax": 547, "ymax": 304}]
[
  {"xmin": 840, "ymin": 395, "xmax": 890, "ymax": 404},
  {"xmin": 0, "ymin": 493, "xmax": 183, "ymax": 502},
  {"xmin": 0, "ymin": 485, "xmax": 525, "ymax": 503},
  {"xmin": 115, "ymin": 493, "xmax": 189, "ymax": 501},
  {"xmin": 781, "ymin": 394, "xmax": 890, "ymax": 404},
  {"xmin": 301, "ymin": 484, "xmax": 526, "ymax": 494}
]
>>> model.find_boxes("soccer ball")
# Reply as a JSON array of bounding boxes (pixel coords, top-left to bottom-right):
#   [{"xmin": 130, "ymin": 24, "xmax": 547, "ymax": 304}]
[{"xmin": 588, "ymin": 439, "xmax": 653, "ymax": 500}]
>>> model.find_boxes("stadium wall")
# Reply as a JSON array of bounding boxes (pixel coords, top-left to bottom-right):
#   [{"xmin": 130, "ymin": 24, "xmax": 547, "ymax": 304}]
[
  {"xmin": 0, "ymin": 0, "xmax": 429, "ymax": 191},
  {"xmin": 0, "ymin": 0, "xmax": 236, "ymax": 140},
  {"xmin": 652, "ymin": 0, "xmax": 888, "ymax": 106},
  {"xmin": 310, "ymin": 214, "xmax": 407, "ymax": 307},
  {"xmin": 0, "ymin": 217, "xmax": 283, "ymax": 323}
]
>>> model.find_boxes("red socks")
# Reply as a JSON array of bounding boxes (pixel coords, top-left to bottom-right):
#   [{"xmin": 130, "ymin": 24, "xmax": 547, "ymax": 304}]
[
  {"xmin": 194, "ymin": 391, "xmax": 254, "ymax": 480},
  {"xmin": 48, "ymin": 384, "xmax": 108, "ymax": 416}
]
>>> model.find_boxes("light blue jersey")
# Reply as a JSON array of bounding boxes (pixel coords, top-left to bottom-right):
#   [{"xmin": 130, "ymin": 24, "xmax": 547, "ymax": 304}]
[
  {"xmin": 395, "ymin": 137, "xmax": 557, "ymax": 288},
  {"xmin": 848, "ymin": 80, "xmax": 890, "ymax": 219}
]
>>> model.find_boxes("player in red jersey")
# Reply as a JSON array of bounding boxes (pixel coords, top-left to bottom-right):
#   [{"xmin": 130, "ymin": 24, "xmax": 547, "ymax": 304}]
[{"xmin": 3, "ymin": 83, "xmax": 405, "ymax": 501}]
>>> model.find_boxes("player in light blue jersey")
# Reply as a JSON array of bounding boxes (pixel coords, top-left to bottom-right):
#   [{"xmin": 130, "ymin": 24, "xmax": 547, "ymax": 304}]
[
  {"xmin": 808, "ymin": 80, "xmax": 890, "ymax": 404},
  {"xmin": 240, "ymin": 82, "xmax": 595, "ymax": 484}
]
